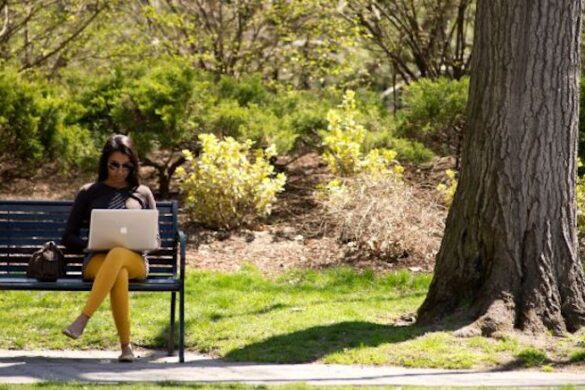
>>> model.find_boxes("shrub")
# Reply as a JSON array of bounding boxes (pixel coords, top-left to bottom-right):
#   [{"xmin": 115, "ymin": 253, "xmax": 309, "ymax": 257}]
[
  {"xmin": 114, "ymin": 61, "xmax": 198, "ymax": 152},
  {"xmin": 0, "ymin": 68, "xmax": 44, "ymax": 166},
  {"xmin": 398, "ymin": 77, "xmax": 468, "ymax": 156},
  {"xmin": 270, "ymin": 88, "xmax": 334, "ymax": 152},
  {"xmin": 177, "ymin": 134, "xmax": 286, "ymax": 229},
  {"xmin": 436, "ymin": 169, "xmax": 458, "ymax": 206},
  {"xmin": 74, "ymin": 66, "xmax": 140, "ymax": 135},
  {"xmin": 363, "ymin": 132, "xmax": 434, "ymax": 164},
  {"xmin": 217, "ymin": 74, "xmax": 269, "ymax": 106},
  {"xmin": 321, "ymin": 90, "xmax": 403, "ymax": 177},
  {"xmin": 38, "ymin": 93, "xmax": 99, "ymax": 172},
  {"xmin": 239, "ymin": 104, "xmax": 298, "ymax": 154},
  {"xmin": 0, "ymin": 68, "xmax": 96, "ymax": 174},
  {"xmin": 202, "ymin": 99, "xmax": 249, "ymax": 139},
  {"xmin": 320, "ymin": 175, "xmax": 445, "ymax": 264},
  {"xmin": 203, "ymin": 100, "xmax": 298, "ymax": 154}
]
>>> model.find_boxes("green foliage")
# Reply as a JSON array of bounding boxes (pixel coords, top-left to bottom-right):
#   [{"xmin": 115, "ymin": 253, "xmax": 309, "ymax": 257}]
[
  {"xmin": 113, "ymin": 61, "xmax": 199, "ymax": 154},
  {"xmin": 217, "ymin": 74, "xmax": 269, "ymax": 106},
  {"xmin": 0, "ymin": 67, "xmax": 96, "ymax": 173},
  {"xmin": 203, "ymin": 100, "xmax": 298, "ymax": 154},
  {"xmin": 139, "ymin": 0, "xmax": 363, "ymax": 88},
  {"xmin": 38, "ymin": 93, "xmax": 99, "ymax": 172},
  {"xmin": 177, "ymin": 134, "xmax": 286, "ymax": 230},
  {"xmin": 398, "ymin": 77, "xmax": 469, "ymax": 155},
  {"xmin": 515, "ymin": 348, "xmax": 548, "ymax": 367},
  {"xmin": 570, "ymin": 349, "xmax": 585, "ymax": 362},
  {"xmin": 75, "ymin": 66, "xmax": 145, "ymax": 136},
  {"xmin": 205, "ymin": 100, "xmax": 250, "ymax": 139},
  {"xmin": 74, "ymin": 60, "xmax": 202, "ymax": 154},
  {"xmin": 0, "ymin": 68, "xmax": 44, "ymax": 164},
  {"xmin": 0, "ymin": 1, "xmax": 113, "ymax": 72},
  {"xmin": 363, "ymin": 132, "xmax": 434, "ymax": 164}
]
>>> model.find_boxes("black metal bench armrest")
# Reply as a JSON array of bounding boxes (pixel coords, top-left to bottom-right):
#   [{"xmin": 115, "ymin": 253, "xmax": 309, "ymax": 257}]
[{"xmin": 178, "ymin": 230, "xmax": 186, "ymax": 282}]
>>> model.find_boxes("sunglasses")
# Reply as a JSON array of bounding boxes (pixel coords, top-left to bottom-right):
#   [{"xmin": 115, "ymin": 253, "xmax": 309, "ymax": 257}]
[{"xmin": 108, "ymin": 161, "xmax": 134, "ymax": 171}]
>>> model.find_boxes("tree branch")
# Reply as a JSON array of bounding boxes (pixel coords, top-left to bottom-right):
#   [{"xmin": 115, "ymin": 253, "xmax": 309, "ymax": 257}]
[
  {"xmin": 0, "ymin": 1, "xmax": 8, "ymax": 39},
  {"xmin": 20, "ymin": 1, "xmax": 105, "ymax": 71}
]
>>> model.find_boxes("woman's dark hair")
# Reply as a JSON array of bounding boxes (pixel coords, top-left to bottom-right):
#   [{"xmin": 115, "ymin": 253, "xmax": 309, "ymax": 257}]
[{"xmin": 97, "ymin": 134, "xmax": 141, "ymax": 187}]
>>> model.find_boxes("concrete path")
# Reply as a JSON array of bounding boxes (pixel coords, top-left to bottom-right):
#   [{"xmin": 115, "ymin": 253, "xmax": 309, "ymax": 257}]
[{"xmin": 1, "ymin": 349, "xmax": 585, "ymax": 387}]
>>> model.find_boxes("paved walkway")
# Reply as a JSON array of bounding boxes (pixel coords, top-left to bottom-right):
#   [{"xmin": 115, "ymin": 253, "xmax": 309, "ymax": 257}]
[{"xmin": 1, "ymin": 349, "xmax": 585, "ymax": 386}]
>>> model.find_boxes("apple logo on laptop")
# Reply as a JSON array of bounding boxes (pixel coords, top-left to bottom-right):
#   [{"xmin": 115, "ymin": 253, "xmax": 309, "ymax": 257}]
[{"xmin": 120, "ymin": 227, "xmax": 128, "ymax": 235}]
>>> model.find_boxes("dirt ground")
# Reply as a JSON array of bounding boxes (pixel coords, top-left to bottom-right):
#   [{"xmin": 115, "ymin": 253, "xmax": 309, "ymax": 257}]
[{"xmin": 0, "ymin": 154, "xmax": 443, "ymax": 275}]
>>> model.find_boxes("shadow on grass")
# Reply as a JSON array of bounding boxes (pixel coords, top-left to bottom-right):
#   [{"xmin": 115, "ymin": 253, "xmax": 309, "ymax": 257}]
[{"xmin": 224, "ymin": 321, "xmax": 428, "ymax": 363}]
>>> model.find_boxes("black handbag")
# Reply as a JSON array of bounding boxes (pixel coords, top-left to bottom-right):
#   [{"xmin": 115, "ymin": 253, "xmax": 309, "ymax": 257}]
[{"xmin": 26, "ymin": 241, "xmax": 66, "ymax": 282}]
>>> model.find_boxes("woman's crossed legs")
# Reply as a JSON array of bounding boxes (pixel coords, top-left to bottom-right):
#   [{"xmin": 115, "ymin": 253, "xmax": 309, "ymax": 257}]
[{"xmin": 63, "ymin": 247, "xmax": 146, "ymax": 362}]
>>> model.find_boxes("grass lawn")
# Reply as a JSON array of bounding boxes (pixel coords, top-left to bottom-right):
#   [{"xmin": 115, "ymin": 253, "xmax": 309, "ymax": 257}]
[{"xmin": 1, "ymin": 265, "xmax": 585, "ymax": 370}]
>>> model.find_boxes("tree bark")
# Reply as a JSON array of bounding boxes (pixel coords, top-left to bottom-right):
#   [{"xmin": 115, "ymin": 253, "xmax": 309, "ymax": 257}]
[{"xmin": 417, "ymin": 0, "xmax": 585, "ymax": 336}]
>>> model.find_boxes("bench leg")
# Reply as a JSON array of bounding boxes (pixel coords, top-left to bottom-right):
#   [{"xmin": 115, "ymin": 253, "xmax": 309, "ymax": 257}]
[
  {"xmin": 168, "ymin": 292, "xmax": 176, "ymax": 356},
  {"xmin": 179, "ymin": 286, "xmax": 185, "ymax": 363}
]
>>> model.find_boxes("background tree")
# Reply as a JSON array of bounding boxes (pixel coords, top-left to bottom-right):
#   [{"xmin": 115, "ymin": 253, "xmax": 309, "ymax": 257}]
[
  {"xmin": 0, "ymin": 0, "xmax": 108, "ymax": 74},
  {"xmin": 134, "ymin": 0, "xmax": 361, "ymax": 88},
  {"xmin": 417, "ymin": 0, "xmax": 585, "ymax": 335},
  {"xmin": 343, "ymin": 0, "xmax": 474, "ymax": 83}
]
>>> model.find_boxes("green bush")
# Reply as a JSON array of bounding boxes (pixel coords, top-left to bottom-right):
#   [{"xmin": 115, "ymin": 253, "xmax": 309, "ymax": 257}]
[
  {"xmin": 239, "ymin": 104, "xmax": 298, "ymax": 154},
  {"xmin": 0, "ymin": 68, "xmax": 44, "ymax": 165},
  {"xmin": 0, "ymin": 68, "xmax": 96, "ymax": 173},
  {"xmin": 38, "ymin": 93, "xmax": 99, "ymax": 172},
  {"xmin": 74, "ymin": 65, "xmax": 149, "ymax": 136},
  {"xmin": 398, "ymin": 77, "xmax": 469, "ymax": 156},
  {"xmin": 217, "ymin": 74, "xmax": 269, "ymax": 106},
  {"xmin": 203, "ymin": 99, "xmax": 299, "ymax": 155},
  {"xmin": 113, "ymin": 61, "xmax": 199, "ymax": 153},
  {"xmin": 204, "ymin": 99, "xmax": 251, "ymax": 139},
  {"xmin": 270, "ymin": 88, "xmax": 333, "ymax": 151},
  {"xmin": 363, "ymin": 132, "xmax": 433, "ymax": 164},
  {"xmin": 177, "ymin": 134, "xmax": 286, "ymax": 230}
]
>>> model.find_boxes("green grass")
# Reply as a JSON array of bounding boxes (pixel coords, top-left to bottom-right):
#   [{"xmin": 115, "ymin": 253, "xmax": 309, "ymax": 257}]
[
  {"xmin": 0, "ymin": 265, "xmax": 583, "ymax": 370},
  {"xmin": 515, "ymin": 348, "xmax": 548, "ymax": 367}
]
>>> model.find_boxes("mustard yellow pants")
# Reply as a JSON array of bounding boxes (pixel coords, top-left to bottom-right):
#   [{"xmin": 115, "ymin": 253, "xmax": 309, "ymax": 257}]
[{"xmin": 82, "ymin": 247, "xmax": 146, "ymax": 344}]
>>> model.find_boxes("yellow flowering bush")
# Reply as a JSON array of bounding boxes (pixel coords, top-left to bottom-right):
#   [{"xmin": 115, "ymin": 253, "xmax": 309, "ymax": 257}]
[
  {"xmin": 177, "ymin": 134, "xmax": 286, "ymax": 229},
  {"xmin": 321, "ymin": 90, "xmax": 403, "ymax": 179},
  {"xmin": 436, "ymin": 169, "xmax": 458, "ymax": 206},
  {"xmin": 577, "ymin": 160, "xmax": 585, "ymax": 237}
]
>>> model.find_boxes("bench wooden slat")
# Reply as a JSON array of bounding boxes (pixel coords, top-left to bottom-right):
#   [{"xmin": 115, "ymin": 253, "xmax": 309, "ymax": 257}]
[
  {"xmin": 0, "ymin": 230, "xmax": 177, "ymax": 241},
  {"xmin": 0, "ymin": 277, "xmax": 181, "ymax": 292},
  {"xmin": 0, "ymin": 238, "xmax": 177, "ymax": 246},
  {"xmin": 0, "ymin": 202, "xmax": 174, "ymax": 212}
]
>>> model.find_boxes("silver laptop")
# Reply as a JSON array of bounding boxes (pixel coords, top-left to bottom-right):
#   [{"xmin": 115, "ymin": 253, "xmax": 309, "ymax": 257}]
[{"xmin": 87, "ymin": 209, "xmax": 160, "ymax": 252}]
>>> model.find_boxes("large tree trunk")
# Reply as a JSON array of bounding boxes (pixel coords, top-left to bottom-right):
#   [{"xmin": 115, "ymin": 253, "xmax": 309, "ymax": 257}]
[{"xmin": 417, "ymin": 0, "xmax": 585, "ymax": 336}]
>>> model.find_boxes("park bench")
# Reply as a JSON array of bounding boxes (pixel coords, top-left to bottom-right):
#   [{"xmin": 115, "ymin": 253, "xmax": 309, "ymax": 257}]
[{"xmin": 0, "ymin": 199, "xmax": 186, "ymax": 363}]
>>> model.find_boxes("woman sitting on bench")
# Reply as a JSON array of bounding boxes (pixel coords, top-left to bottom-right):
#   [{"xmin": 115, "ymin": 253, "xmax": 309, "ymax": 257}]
[{"xmin": 61, "ymin": 134, "xmax": 157, "ymax": 363}]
